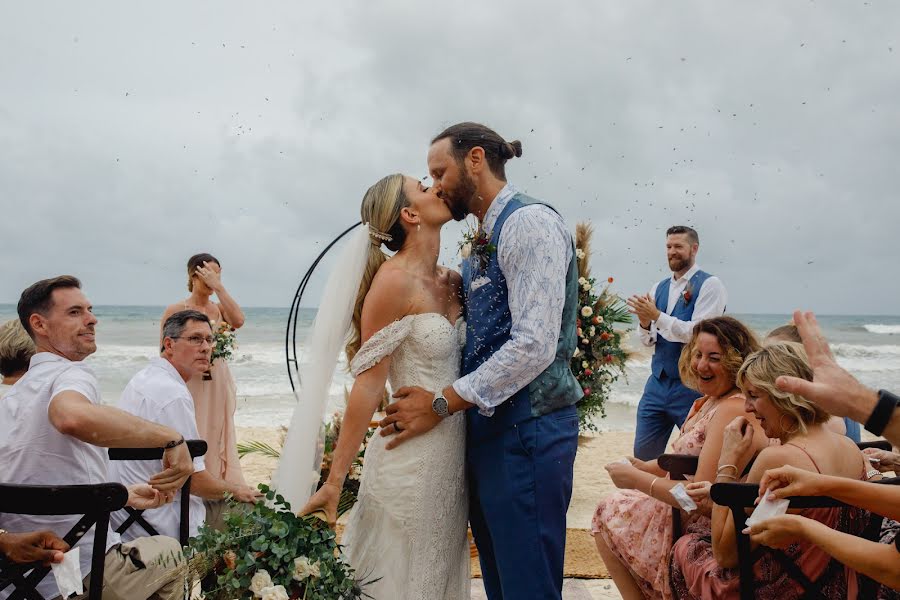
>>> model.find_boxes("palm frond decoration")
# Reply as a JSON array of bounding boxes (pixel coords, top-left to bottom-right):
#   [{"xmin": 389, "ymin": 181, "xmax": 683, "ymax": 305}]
[{"xmin": 236, "ymin": 440, "xmax": 282, "ymax": 459}]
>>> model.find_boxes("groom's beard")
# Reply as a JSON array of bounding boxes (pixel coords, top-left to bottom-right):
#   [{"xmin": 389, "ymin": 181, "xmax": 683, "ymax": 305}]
[{"xmin": 444, "ymin": 169, "xmax": 477, "ymax": 222}]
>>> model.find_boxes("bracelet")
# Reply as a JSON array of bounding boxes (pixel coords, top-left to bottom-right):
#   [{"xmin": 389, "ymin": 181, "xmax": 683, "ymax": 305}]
[
  {"xmin": 163, "ymin": 437, "xmax": 185, "ymax": 449},
  {"xmin": 716, "ymin": 473, "xmax": 737, "ymax": 480},
  {"xmin": 866, "ymin": 469, "xmax": 881, "ymax": 480},
  {"xmin": 864, "ymin": 390, "xmax": 899, "ymax": 436},
  {"xmin": 717, "ymin": 464, "xmax": 738, "ymax": 475},
  {"xmin": 649, "ymin": 477, "xmax": 659, "ymax": 498}
]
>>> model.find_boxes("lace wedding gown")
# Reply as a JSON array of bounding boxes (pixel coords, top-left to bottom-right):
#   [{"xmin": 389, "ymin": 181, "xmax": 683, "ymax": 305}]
[{"xmin": 343, "ymin": 313, "xmax": 470, "ymax": 600}]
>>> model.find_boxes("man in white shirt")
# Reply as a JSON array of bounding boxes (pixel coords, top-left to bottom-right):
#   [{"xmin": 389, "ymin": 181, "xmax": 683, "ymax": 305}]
[
  {"xmin": 627, "ymin": 226, "xmax": 728, "ymax": 459},
  {"xmin": 111, "ymin": 309, "xmax": 261, "ymax": 541},
  {"xmin": 0, "ymin": 276, "xmax": 194, "ymax": 600}
]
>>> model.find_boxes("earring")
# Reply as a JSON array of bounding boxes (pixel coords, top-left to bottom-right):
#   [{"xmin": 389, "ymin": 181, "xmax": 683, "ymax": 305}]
[{"xmin": 417, "ymin": 224, "xmax": 421, "ymax": 232}]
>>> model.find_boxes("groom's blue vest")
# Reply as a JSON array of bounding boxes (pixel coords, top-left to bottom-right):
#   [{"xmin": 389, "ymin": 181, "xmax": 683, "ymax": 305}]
[
  {"xmin": 461, "ymin": 193, "xmax": 583, "ymax": 443},
  {"xmin": 650, "ymin": 270, "xmax": 713, "ymax": 380}
]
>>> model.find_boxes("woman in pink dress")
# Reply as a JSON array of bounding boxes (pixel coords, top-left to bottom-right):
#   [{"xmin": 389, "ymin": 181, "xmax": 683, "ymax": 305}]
[
  {"xmin": 592, "ymin": 317, "xmax": 768, "ymax": 599},
  {"xmin": 161, "ymin": 253, "xmax": 247, "ymax": 526},
  {"xmin": 670, "ymin": 341, "xmax": 872, "ymax": 599}
]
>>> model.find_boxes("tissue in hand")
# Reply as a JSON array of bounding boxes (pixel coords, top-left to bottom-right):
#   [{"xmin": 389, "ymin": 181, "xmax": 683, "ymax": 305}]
[
  {"xmin": 745, "ymin": 490, "xmax": 790, "ymax": 528},
  {"xmin": 50, "ymin": 547, "xmax": 83, "ymax": 598},
  {"xmin": 669, "ymin": 483, "xmax": 698, "ymax": 513}
]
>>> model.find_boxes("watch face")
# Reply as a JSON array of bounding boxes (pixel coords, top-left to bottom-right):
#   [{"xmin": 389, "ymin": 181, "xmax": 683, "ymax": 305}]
[{"xmin": 433, "ymin": 395, "xmax": 449, "ymax": 416}]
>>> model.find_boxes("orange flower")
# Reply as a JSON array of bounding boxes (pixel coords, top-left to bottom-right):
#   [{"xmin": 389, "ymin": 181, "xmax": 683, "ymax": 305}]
[{"xmin": 608, "ymin": 277, "xmax": 614, "ymax": 283}]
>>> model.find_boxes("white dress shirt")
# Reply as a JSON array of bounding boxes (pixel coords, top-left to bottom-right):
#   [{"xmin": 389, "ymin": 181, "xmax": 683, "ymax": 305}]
[
  {"xmin": 453, "ymin": 184, "xmax": 574, "ymax": 416},
  {"xmin": 638, "ymin": 263, "xmax": 728, "ymax": 346},
  {"xmin": 0, "ymin": 353, "xmax": 120, "ymax": 600},
  {"xmin": 109, "ymin": 357, "xmax": 206, "ymax": 541}
]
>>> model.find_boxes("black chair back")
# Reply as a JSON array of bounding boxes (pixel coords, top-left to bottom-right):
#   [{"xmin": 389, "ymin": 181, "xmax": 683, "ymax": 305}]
[
  {"xmin": 107, "ymin": 439, "xmax": 207, "ymax": 547},
  {"xmin": 0, "ymin": 482, "xmax": 128, "ymax": 600},
  {"xmin": 657, "ymin": 454, "xmax": 699, "ymax": 540},
  {"xmin": 710, "ymin": 477, "xmax": 900, "ymax": 600}
]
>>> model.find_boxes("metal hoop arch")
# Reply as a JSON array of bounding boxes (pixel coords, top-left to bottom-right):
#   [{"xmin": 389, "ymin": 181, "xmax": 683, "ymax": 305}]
[{"xmin": 285, "ymin": 221, "xmax": 362, "ymax": 392}]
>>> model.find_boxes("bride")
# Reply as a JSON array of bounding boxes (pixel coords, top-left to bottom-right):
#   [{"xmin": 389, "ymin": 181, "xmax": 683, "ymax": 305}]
[{"xmin": 298, "ymin": 173, "xmax": 470, "ymax": 599}]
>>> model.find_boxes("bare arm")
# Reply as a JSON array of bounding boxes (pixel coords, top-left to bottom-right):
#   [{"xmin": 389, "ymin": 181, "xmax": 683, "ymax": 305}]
[
  {"xmin": 214, "ymin": 291, "xmax": 245, "ymax": 330},
  {"xmin": 48, "ymin": 391, "xmax": 193, "ymax": 491},
  {"xmin": 749, "ymin": 514, "xmax": 900, "ymax": 591}
]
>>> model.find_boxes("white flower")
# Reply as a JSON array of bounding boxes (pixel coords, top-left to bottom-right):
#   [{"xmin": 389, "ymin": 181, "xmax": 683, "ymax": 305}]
[
  {"xmin": 573, "ymin": 348, "xmax": 581, "ymax": 358},
  {"xmin": 293, "ymin": 556, "xmax": 321, "ymax": 581},
  {"xmin": 581, "ymin": 306, "xmax": 593, "ymax": 318},
  {"xmin": 581, "ymin": 338, "xmax": 590, "ymax": 346},
  {"xmin": 595, "ymin": 316, "xmax": 604, "ymax": 324},
  {"xmin": 581, "ymin": 361, "xmax": 589, "ymax": 369},
  {"xmin": 359, "ymin": 442, "xmax": 367, "ymax": 453},
  {"xmin": 582, "ymin": 282, "xmax": 592, "ymax": 291},
  {"xmin": 249, "ymin": 570, "xmax": 273, "ymax": 597},
  {"xmin": 576, "ymin": 248, "xmax": 586, "ymax": 260},
  {"xmin": 461, "ymin": 242, "xmax": 472, "ymax": 258},
  {"xmin": 260, "ymin": 585, "xmax": 289, "ymax": 600},
  {"xmin": 349, "ymin": 464, "xmax": 362, "ymax": 480},
  {"xmin": 589, "ymin": 326, "xmax": 596, "ymax": 337},
  {"xmin": 578, "ymin": 276, "xmax": 587, "ymax": 286}
]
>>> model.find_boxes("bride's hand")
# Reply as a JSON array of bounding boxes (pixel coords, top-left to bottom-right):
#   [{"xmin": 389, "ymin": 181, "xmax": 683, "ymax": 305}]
[{"xmin": 298, "ymin": 482, "xmax": 341, "ymax": 528}]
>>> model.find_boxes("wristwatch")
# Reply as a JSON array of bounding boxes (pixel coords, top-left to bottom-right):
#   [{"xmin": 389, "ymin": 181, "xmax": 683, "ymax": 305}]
[{"xmin": 432, "ymin": 393, "xmax": 450, "ymax": 418}]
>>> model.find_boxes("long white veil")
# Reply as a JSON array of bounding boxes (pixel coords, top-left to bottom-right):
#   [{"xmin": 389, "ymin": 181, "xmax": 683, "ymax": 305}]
[{"xmin": 272, "ymin": 223, "xmax": 370, "ymax": 511}]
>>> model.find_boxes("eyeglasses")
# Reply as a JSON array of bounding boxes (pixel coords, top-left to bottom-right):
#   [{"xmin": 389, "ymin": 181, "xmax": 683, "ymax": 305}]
[{"xmin": 171, "ymin": 335, "xmax": 214, "ymax": 346}]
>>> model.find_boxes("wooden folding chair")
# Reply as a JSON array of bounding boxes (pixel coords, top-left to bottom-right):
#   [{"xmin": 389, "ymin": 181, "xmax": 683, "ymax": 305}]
[
  {"xmin": 710, "ymin": 476, "xmax": 900, "ymax": 600},
  {"xmin": 0, "ymin": 482, "xmax": 128, "ymax": 600},
  {"xmin": 108, "ymin": 439, "xmax": 207, "ymax": 547}
]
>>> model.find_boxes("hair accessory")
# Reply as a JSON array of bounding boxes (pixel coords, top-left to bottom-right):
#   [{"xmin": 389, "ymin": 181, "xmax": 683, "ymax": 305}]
[{"xmin": 367, "ymin": 223, "xmax": 393, "ymax": 244}]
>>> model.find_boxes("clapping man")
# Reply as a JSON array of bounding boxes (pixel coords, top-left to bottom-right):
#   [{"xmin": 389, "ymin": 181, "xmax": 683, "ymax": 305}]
[
  {"xmin": 111, "ymin": 309, "xmax": 261, "ymax": 541},
  {"xmin": 628, "ymin": 226, "xmax": 727, "ymax": 460},
  {"xmin": 0, "ymin": 276, "xmax": 192, "ymax": 600}
]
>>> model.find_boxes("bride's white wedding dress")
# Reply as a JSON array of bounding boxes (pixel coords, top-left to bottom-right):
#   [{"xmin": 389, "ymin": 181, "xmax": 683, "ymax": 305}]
[{"xmin": 343, "ymin": 313, "xmax": 470, "ymax": 600}]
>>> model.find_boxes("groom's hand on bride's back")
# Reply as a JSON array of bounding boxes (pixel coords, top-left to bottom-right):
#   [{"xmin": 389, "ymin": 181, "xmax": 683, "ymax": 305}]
[{"xmin": 379, "ymin": 386, "xmax": 442, "ymax": 450}]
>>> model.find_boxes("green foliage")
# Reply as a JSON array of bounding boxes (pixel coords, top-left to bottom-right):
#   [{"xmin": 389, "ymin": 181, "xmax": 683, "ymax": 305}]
[
  {"xmin": 185, "ymin": 484, "xmax": 373, "ymax": 600},
  {"xmin": 572, "ymin": 276, "xmax": 633, "ymax": 433},
  {"xmin": 236, "ymin": 440, "xmax": 282, "ymax": 460}
]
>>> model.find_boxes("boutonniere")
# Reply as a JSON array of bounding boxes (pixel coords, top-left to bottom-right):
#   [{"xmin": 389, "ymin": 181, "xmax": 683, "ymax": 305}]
[
  {"xmin": 682, "ymin": 283, "xmax": 694, "ymax": 305},
  {"xmin": 458, "ymin": 219, "xmax": 495, "ymax": 271}
]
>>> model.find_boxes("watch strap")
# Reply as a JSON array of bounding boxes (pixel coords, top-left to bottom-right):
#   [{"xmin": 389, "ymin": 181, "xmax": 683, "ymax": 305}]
[{"xmin": 864, "ymin": 390, "xmax": 899, "ymax": 436}]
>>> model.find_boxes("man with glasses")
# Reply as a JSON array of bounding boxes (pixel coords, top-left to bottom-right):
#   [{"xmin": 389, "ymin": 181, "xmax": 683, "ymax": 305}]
[{"xmin": 110, "ymin": 310, "xmax": 261, "ymax": 539}]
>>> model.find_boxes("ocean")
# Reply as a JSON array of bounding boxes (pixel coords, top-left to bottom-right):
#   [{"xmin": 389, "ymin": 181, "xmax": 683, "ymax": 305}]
[{"xmin": 2, "ymin": 305, "xmax": 898, "ymax": 431}]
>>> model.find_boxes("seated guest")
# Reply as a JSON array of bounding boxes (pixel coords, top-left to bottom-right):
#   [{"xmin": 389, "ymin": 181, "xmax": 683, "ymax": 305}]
[
  {"xmin": 0, "ymin": 530, "xmax": 68, "ymax": 565},
  {"xmin": 862, "ymin": 445, "xmax": 899, "ymax": 476},
  {"xmin": 748, "ymin": 464, "xmax": 900, "ymax": 596},
  {"xmin": 671, "ymin": 342, "xmax": 873, "ymax": 599},
  {"xmin": 110, "ymin": 310, "xmax": 260, "ymax": 540},
  {"xmin": 0, "ymin": 276, "xmax": 193, "ymax": 600},
  {"xmin": 779, "ymin": 310, "xmax": 900, "ymax": 448},
  {"xmin": 592, "ymin": 317, "xmax": 769, "ymax": 599},
  {"xmin": 0, "ymin": 319, "xmax": 35, "ymax": 397},
  {"xmin": 766, "ymin": 323, "xmax": 861, "ymax": 442}
]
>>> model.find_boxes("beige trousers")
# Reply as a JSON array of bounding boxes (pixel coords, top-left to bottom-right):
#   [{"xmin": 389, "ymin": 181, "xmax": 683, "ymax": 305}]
[{"xmin": 54, "ymin": 535, "xmax": 185, "ymax": 600}]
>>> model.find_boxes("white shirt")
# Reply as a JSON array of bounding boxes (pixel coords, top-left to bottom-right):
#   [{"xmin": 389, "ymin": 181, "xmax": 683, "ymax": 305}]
[
  {"xmin": 0, "ymin": 353, "xmax": 120, "ymax": 600},
  {"xmin": 0, "ymin": 382, "xmax": 11, "ymax": 399},
  {"xmin": 638, "ymin": 263, "xmax": 728, "ymax": 346},
  {"xmin": 109, "ymin": 357, "xmax": 206, "ymax": 541},
  {"xmin": 453, "ymin": 184, "xmax": 574, "ymax": 416}
]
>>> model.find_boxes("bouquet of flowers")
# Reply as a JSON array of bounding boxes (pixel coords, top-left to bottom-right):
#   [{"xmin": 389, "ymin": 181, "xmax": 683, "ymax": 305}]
[
  {"xmin": 571, "ymin": 223, "xmax": 632, "ymax": 433},
  {"xmin": 457, "ymin": 217, "xmax": 495, "ymax": 272},
  {"xmin": 181, "ymin": 485, "xmax": 373, "ymax": 600},
  {"xmin": 204, "ymin": 320, "xmax": 237, "ymax": 380}
]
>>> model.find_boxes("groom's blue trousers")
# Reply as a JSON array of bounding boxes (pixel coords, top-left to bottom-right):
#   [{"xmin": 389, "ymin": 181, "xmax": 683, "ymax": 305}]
[{"xmin": 468, "ymin": 404, "xmax": 579, "ymax": 600}]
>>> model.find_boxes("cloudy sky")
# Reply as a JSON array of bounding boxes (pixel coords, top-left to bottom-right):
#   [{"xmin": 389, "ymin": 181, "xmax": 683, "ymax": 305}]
[{"xmin": 1, "ymin": 1, "xmax": 897, "ymax": 314}]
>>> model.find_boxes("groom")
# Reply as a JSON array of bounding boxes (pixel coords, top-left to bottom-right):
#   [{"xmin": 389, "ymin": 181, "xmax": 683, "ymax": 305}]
[{"xmin": 380, "ymin": 122, "xmax": 582, "ymax": 599}]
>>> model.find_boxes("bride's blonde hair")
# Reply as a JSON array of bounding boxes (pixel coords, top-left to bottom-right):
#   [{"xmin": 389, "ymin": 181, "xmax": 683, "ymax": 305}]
[{"xmin": 346, "ymin": 174, "xmax": 410, "ymax": 363}]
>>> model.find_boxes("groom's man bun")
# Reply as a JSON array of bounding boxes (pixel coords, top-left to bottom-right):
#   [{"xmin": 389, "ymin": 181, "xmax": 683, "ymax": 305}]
[{"xmin": 432, "ymin": 122, "xmax": 522, "ymax": 181}]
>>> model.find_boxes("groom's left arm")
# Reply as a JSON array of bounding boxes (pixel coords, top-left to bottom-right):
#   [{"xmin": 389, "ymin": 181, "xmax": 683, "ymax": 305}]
[{"xmin": 447, "ymin": 205, "xmax": 571, "ymax": 416}]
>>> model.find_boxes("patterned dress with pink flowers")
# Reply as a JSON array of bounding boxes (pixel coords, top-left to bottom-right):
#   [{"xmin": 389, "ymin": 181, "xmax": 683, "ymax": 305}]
[{"xmin": 591, "ymin": 397, "xmax": 718, "ymax": 600}]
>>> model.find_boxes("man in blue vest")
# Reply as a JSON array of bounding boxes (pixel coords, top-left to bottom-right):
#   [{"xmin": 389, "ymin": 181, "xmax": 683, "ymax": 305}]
[
  {"xmin": 379, "ymin": 122, "xmax": 582, "ymax": 600},
  {"xmin": 627, "ymin": 226, "xmax": 727, "ymax": 460}
]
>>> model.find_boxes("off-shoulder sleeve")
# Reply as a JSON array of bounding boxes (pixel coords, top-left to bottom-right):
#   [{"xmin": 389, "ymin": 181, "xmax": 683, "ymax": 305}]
[{"xmin": 349, "ymin": 317, "xmax": 413, "ymax": 376}]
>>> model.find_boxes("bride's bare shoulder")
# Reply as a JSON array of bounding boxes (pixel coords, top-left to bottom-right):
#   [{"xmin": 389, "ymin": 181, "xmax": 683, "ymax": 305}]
[{"xmin": 363, "ymin": 264, "xmax": 414, "ymax": 322}]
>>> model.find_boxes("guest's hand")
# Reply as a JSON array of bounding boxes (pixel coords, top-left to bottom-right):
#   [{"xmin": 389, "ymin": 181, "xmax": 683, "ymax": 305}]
[
  {"xmin": 745, "ymin": 514, "xmax": 810, "ymax": 549},
  {"xmin": 862, "ymin": 447, "xmax": 900, "ymax": 473},
  {"xmin": 626, "ymin": 456, "xmax": 651, "ymax": 472},
  {"xmin": 127, "ymin": 484, "xmax": 173, "ymax": 510},
  {"xmin": 299, "ymin": 482, "xmax": 341, "ymax": 528},
  {"xmin": 720, "ymin": 416, "xmax": 754, "ymax": 464},
  {"xmin": 378, "ymin": 387, "xmax": 441, "ymax": 450},
  {"xmin": 150, "ymin": 440, "xmax": 194, "ymax": 493},
  {"xmin": 757, "ymin": 464, "xmax": 827, "ymax": 501},
  {"xmin": 775, "ymin": 311, "xmax": 879, "ymax": 423},
  {"xmin": 684, "ymin": 481, "xmax": 713, "ymax": 516},
  {"xmin": 195, "ymin": 261, "xmax": 224, "ymax": 293},
  {"xmin": 626, "ymin": 294, "xmax": 660, "ymax": 328},
  {"xmin": 604, "ymin": 461, "xmax": 639, "ymax": 490},
  {"xmin": 0, "ymin": 531, "xmax": 69, "ymax": 565},
  {"xmin": 231, "ymin": 484, "xmax": 264, "ymax": 504}
]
